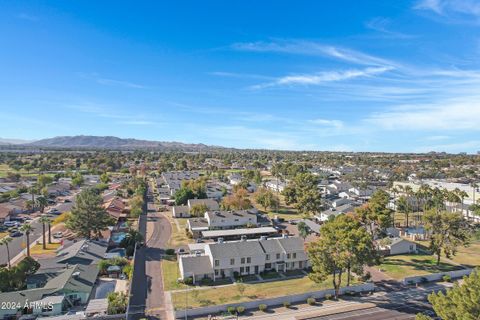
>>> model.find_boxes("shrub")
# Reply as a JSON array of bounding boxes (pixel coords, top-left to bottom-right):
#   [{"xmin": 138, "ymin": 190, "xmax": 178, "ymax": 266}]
[
  {"xmin": 184, "ymin": 277, "xmax": 194, "ymax": 285},
  {"xmin": 283, "ymin": 301, "xmax": 291, "ymax": 308},
  {"xmin": 324, "ymin": 294, "xmax": 333, "ymax": 300},
  {"xmin": 258, "ymin": 304, "xmax": 267, "ymax": 312},
  {"xmin": 362, "ymin": 271, "xmax": 372, "ymax": 282},
  {"xmin": 236, "ymin": 306, "xmax": 245, "ymax": 314},
  {"xmin": 200, "ymin": 278, "xmax": 213, "ymax": 286},
  {"xmin": 233, "ymin": 271, "xmax": 240, "ymax": 279},
  {"xmin": 227, "ymin": 306, "xmax": 236, "ymax": 314},
  {"xmin": 443, "ymin": 275, "xmax": 452, "ymax": 282},
  {"xmin": 307, "ymin": 297, "xmax": 316, "ymax": 305},
  {"xmin": 165, "ymin": 248, "xmax": 175, "ymax": 255}
]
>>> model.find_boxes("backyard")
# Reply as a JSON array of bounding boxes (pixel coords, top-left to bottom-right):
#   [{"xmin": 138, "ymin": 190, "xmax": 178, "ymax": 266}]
[
  {"xmin": 379, "ymin": 253, "xmax": 462, "ymax": 280},
  {"xmin": 162, "ymin": 257, "xmax": 187, "ymax": 291},
  {"xmin": 250, "ymin": 193, "xmax": 302, "ymax": 221},
  {"xmin": 165, "ymin": 214, "xmax": 190, "ymax": 247},
  {"xmin": 171, "ymin": 273, "xmax": 353, "ymax": 309}
]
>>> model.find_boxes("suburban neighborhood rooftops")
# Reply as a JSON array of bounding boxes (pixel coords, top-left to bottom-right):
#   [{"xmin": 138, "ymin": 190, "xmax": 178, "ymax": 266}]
[{"xmin": 201, "ymin": 226, "xmax": 277, "ymax": 239}]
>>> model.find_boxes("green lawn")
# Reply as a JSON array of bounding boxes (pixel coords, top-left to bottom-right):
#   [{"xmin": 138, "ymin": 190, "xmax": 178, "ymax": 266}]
[
  {"xmin": 250, "ymin": 193, "xmax": 302, "ymax": 221},
  {"xmin": 379, "ymin": 254, "xmax": 462, "ymax": 280},
  {"xmin": 166, "ymin": 216, "xmax": 191, "ymax": 247},
  {"xmin": 450, "ymin": 241, "xmax": 480, "ymax": 268},
  {"xmin": 171, "ymin": 273, "xmax": 353, "ymax": 309},
  {"xmin": 162, "ymin": 257, "xmax": 187, "ymax": 291}
]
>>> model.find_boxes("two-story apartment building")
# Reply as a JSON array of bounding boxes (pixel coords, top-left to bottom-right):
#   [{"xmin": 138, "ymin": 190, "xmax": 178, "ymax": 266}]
[
  {"xmin": 187, "ymin": 209, "xmax": 258, "ymax": 237},
  {"xmin": 179, "ymin": 236, "xmax": 308, "ymax": 283}
]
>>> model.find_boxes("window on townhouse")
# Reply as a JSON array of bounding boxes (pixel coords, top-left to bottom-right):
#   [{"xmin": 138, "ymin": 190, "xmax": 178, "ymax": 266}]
[
  {"xmin": 266, "ymin": 254, "xmax": 270, "ymax": 260},
  {"xmin": 215, "ymin": 270, "xmax": 219, "ymax": 276},
  {"xmin": 287, "ymin": 253, "xmax": 291, "ymax": 259},
  {"xmin": 230, "ymin": 258, "xmax": 235, "ymax": 265},
  {"xmin": 246, "ymin": 266, "xmax": 250, "ymax": 273},
  {"xmin": 215, "ymin": 260, "xmax": 220, "ymax": 267},
  {"xmin": 247, "ymin": 257, "xmax": 251, "ymax": 263},
  {"xmin": 241, "ymin": 257, "xmax": 245, "ymax": 264},
  {"xmin": 234, "ymin": 219, "xmax": 239, "ymax": 221},
  {"xmin": 240, "ymin": 267, "xmax": 244, "ymax": 273},
  {"xmin": 293, "ymin": 253, "xmax": 297, "ymax": 259},
  {"xmin": 276, "ymin": 253, "xmax": 280, "ymax": 260}
]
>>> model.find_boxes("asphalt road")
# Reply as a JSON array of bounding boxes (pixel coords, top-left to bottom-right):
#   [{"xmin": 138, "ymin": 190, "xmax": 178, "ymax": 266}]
[
  {"xmin": 128, "ymin": 198, "xmax": 172, "ymax": 320},
  {"xmin": 0, "ymin": 217, "xmax": 46, "ymax": 265}
]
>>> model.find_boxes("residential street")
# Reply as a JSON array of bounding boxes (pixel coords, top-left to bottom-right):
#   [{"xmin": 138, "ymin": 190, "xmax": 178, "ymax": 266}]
[
  {"xmin": 0, "ymin": 217, "xmax": 44, "ymax": 265},
  {"xmin": 129, "ymin": 196, "xmax": 172, "ymax": 320}
]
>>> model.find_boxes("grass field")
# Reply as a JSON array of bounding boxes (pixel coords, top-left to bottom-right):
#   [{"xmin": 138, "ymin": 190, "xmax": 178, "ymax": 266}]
[
  {"xmin": 450, "ymin": 241, "xmax": 480, "ymax": 267},
  {"xmin": 166, "ymin": 215, "xmax": 190, "ymax": 247},
  {"xmin": 250, "ymin": 193, "xmax": 302, "ymax": 221},
  {"xmin": 162, "ymin": 257, "xmax": 187, "ymax": 291},
  {"xmin": 379, "ymin": 254, "xmax": 462, "ymax": 280},
  {"xmin": 171, "ymin": 274, "xmax": 352, "ymax": 309},
  {"xmin": 30, "ymin": 243, "xmax": 61, "ymax": 255}
]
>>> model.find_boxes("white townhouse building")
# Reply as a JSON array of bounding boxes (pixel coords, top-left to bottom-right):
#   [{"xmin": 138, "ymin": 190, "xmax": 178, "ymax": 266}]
[{"xmin": 179, "ymin": 235, "xmax": 309, "ymax": 283}]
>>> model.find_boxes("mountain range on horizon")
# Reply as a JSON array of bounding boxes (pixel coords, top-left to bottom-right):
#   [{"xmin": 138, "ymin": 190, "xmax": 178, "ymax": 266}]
[{"xmin": 0, "ymin": 135, "xmax": 221, "ymax": 151}]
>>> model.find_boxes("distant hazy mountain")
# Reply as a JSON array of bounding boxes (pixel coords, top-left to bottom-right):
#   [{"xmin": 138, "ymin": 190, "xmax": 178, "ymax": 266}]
[
  {"xmin": 0, "ymin": 138, "xmax": 35, "ymax": 145},
  {"xmin": 26, "ymin": 135, "xmax": 218, "ymax": 151}
]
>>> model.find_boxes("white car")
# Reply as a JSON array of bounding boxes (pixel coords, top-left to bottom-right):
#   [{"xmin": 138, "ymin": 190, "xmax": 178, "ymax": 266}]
[
  {"xmin": 4, "ymin": 221, "xmax": 19, "ymax": 227},
  {"xmin": 53, "ymin": 232, "xmax": 63, "ymax": 239}
]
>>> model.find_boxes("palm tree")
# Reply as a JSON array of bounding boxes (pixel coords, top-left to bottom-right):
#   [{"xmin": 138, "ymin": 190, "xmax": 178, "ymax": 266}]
[
  {"xmin": 0, "ymin": 237, "xmax": 13, "ymax": 268},
  {"xmin": 20, "ymin": 223, "xmax": 34, "ymax": 257},
  {"xmin": 39, "ymin": 216, "xmax": 50, "ymax": 249},
  {"xmin": 36, "ymin": 196, "xmax": 48, "ymax": 213},
  {"xmin": 404, "ymin": 186, "xmax": 413, "ymax": 227},
  {"xmin": 29, "ymin": 186, "xmax": 37, "ymax": 210}
]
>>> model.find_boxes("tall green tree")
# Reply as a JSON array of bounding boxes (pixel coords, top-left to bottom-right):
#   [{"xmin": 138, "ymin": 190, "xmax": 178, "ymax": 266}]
[
  {"xmin": 20, "ymin": 223, "xmax": 34, "ymax": 257},
  {"xmin": 36, "ymin": 196, "xmax": 48, "ymax": 213},
  {"xmin": 39, "ymin": 216, "xmax": 50, "ymax": 250},
  {"xmin": 0, "ymin": 237, "xmax": 13, "ymax": 268},
  {"xmin": 66, "ymin": 188, "xmax": 114, "ymax": 239},
  {"xmin": 255, "ymin": 188, "xmax": 279, "ymax": 212},
  {"xmin": 297, "ymin": 221, "xmax": 310, "ymax": 240},
  {"xmin": 307, "ymin": 214, "xmax": 376, "ymax": 297},
  {"xmin": 354, "ymin": 190, "xmax": 393, "ymax": 238},
  {"xmin": 423, "ymin": 210, "xmax": 470, "ymax": 265},
  {"xmin": 282, "ymin": 173, "xmax": 322, "ymax": 216},
  {"xmin": 417, "ymin": 268, "xmax": 480, "ymax": 320}
]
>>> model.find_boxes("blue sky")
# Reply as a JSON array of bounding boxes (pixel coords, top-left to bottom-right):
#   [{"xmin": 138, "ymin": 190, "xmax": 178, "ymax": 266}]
[{"xmin": 1, "ymin": 0, "xmax": 480, "ymax": 153}]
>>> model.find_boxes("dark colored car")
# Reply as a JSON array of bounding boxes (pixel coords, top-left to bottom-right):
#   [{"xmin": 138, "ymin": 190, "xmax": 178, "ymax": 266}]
[{"xmin": 10, "ymin": 231, "xmax": 23, "ymax": 237}]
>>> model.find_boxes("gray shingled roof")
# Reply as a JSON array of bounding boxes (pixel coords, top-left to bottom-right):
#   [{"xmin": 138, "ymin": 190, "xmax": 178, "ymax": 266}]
[
  {"xmin": 208, "ymin": 240, "xmax": 264, "ymax": 258},
  {"xmin": 180, "ymin": 255, "xmax": 213, "ymax": 275}
]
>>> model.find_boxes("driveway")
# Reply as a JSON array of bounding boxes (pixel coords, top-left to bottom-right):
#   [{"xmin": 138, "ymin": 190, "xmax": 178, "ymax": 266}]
[{"xmin": 128, "ymin": 202, "xmax": 172, "ymax": 320}]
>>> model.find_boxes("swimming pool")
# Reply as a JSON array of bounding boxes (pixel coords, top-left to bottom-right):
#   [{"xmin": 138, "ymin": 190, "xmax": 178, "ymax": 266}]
[{"xmin": 110, "ymin": 232, "xmax": 127, "ymax": 244}]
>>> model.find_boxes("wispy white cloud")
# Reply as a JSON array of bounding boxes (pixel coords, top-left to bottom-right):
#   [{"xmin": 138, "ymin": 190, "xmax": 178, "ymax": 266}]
[
  {"xmin": 366, "ymin": 99, "xmax": 480, "ymax": 131},
  {"xmin": 251, "ymin": 66, "xmax": 392, "ymax": 89},
  {"xmin": 365, "ymin": 17, "xmax": 417, "ymax": 39},
  {"xmin": 414, "ymin": 0, "xmax": 480, "ymax": 23},
  {"xmin": 96, "ymin": 78, "xmax": 145, "ymax": 89},
  {"xmin": 231, "ymin": 40, "xmax": 396, "ymax": 67},
  {"xmin": 78, "ymin": 72, "xmax": 146, "ymax": 89},
  {"xmin": 308, "ymin": 119, "xmax": 344, "ymax": 129},
  {"xmin": 414, "ymin": 0, "xmax": 444, "ymax": 14}
]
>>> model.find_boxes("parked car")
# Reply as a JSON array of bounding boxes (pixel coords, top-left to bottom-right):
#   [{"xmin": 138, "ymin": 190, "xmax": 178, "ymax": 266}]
[
  {"xmin": 48, "ymin": 208, "xmax": 60, "ymax": 214},
  {"xmin": 53, "ymin": 232, "xmax": 63, "ymax": 239},
  {"xmin": 4, "ymin": 221, "xmax": 19, "ymax": 227},
  {"xmin": 10, "ymin": 231, "xmax": 23, "ymax": 237}
]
